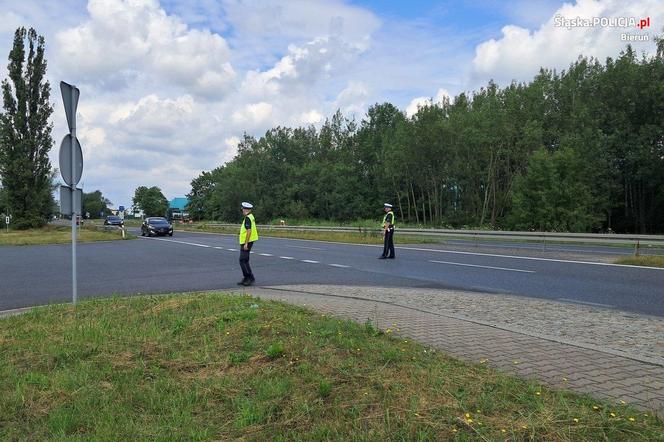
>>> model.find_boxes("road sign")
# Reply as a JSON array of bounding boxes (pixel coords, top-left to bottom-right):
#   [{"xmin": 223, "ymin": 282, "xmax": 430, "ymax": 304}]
[
  {"xmin": 59, "ymin": 134, "xmax": 83, "ymax": 186},
  {"xmin": 60, "ymin": 82, "xmax": 80, "ymax": 133},
  {"xmin": 60, "ymin": 185, "xmax": 82, "ymax": 215}
]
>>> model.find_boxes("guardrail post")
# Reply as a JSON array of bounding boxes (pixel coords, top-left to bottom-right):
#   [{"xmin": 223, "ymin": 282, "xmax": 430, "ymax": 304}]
[{"xmin": 634, "ymin": 239, "xmax": 640, "ymax": 256}]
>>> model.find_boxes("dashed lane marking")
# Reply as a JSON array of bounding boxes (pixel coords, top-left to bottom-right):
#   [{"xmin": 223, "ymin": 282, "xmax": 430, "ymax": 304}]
[
  {"xmin": 301, "ymin": 260, "xmax": 319, "ymax": 264},
  {"xmin": 429, "ymin": 260, "xmax": 535, "ymax": 273},
  {"xmin": 329, "ymin": 264, "xmax": 350, "ymax": 268}
]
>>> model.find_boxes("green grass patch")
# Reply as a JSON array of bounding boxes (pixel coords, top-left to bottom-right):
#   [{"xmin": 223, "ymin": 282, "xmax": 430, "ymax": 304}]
[
  {"xmin": 178, "ymin": 224, "xmax": 437, "ymax": 245},
  {"xmin": 1, "ymin": 293, "xmax": 662, "ymax": 440},
  {"xmin": 614, "ymin": 255, "xmax": 664, "ymax": 268},
  {"xmin": 0, "ymin": 225, "xmax": 134, "ymax": 246}
]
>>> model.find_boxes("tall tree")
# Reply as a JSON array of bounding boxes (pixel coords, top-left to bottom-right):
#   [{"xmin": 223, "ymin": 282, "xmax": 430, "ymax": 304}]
[
  {"xmin": 82, "ymin": 190, "xmax": 112, "ymax": 218},
  {"xmin": 0, "ymin": 28, "xmax": 54, "ymax": 229},
  {"xmin": 132, "ymin": 186, "xmax": 168, "ymax": 217}
]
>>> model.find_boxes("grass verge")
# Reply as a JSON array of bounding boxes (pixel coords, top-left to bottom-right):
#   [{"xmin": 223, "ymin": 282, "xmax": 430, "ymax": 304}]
[
  {"xmin": 0, "ymin": 225, "xmax": 134, "ymax": 246},
  {"xmin": 1, "ymin": 292, "xmax": 661, "ymax": 440},
  {"xmin": 614, "ymin": 255, "xmax": 664, "ymax": 268},
  {"xmin": 178, "ymin": 224, "xmax": 438, "ymax": 245}
]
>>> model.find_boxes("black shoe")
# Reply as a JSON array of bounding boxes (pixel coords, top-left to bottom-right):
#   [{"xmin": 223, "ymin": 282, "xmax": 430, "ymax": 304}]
[
  {"xmin": 377, "ymin": 256, "xmax": 387, "ymax": 259},
  {"xmin": 242, "ymin": 279, "xmax": 254, "ymax": 286},
  {"xmin": 237, "ymin": 279, "xmax": 248, "ymax": 286}
]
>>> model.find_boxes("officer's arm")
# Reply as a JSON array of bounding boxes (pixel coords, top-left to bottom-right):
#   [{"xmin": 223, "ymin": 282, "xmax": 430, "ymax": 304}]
[{"xmin": 385, "ymin": 213, "xmax": 392, "ymax": 230}]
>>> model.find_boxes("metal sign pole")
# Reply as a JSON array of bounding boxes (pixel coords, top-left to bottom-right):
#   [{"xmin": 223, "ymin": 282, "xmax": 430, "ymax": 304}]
[{"xmin": 70, "ymin": 87, "xmax": 77, "ymax": 306}]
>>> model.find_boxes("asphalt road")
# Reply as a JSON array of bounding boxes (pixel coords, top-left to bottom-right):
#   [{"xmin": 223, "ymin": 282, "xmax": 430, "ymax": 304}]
[{"xmin": 1, "ymin": 229, "xmax": 663, "ymax": 316}]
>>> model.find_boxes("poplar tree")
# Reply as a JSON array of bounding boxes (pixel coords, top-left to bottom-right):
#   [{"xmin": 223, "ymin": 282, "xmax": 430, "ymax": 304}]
[{"xmin": 0, "ymin": 27, "xmax": 55, "ymax": 229}]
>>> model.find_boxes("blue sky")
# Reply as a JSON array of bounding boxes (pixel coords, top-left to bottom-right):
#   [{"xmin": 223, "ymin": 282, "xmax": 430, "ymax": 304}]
[{"xmin": 0, "ymin": 0, "xmax": 660, "ymax": 209}]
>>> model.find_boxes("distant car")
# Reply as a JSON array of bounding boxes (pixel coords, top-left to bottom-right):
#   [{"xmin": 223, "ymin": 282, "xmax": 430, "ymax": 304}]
[
  {"xmin": 104, "ymin": 215, "xmax": 124, "ymax": 227},
  {"xmin": 141, "ymin": 217, "xmax": 173, "ymax": 237}
]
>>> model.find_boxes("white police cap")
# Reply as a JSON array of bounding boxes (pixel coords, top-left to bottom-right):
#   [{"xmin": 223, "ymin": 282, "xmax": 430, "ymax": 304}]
[
  {"xmin": 241, "ymin": 202, "xmax": 253, "ymax": 209},
  {"xmin": 384, "ymin": 203, "xmax": 393, "ymax": 208}
]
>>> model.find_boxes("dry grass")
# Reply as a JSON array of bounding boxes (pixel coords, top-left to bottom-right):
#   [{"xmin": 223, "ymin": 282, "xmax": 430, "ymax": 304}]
[
  {"xmin": 615, "ymin": 255, "xmax": 664, "ymax": 268},
  {"xmin": 0, "ymin": 225, "xmax": 132, "ymax": 246}
]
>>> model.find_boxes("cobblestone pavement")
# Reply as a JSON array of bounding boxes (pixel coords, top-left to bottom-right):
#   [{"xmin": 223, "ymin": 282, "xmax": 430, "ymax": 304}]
[{"xmin": 231, "ymin": 285, "xmax": 664, "ymax": 417}]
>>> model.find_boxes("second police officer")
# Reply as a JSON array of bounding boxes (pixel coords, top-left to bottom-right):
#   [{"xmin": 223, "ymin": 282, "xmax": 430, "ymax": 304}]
[{"xmin": 378, "ymin": 203, "xmax": 395, "ymax": 259}]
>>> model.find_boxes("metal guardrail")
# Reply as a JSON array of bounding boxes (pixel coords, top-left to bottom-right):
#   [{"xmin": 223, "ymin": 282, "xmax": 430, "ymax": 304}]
[{"xmin": 197, "ymin": 223, "xmax": 664, "ymax": 249}]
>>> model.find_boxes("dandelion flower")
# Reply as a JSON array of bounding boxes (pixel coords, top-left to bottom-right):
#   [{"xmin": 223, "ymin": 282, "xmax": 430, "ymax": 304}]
[
  {"xmin": 610, "ymin": 412, "xmax": 616, "ymax": 417},
  {"xmin": 465, "ymin": 413, "xmax": 471, "ymax": 418},
  {"xmin": 573, "ymin": 418, "xmax": 579, "ymax": 423},
  {"xmin": 628, "ymin": 417, "xmax": 635, "ymax": 422},
  {"xmin": 620, "ymin": 400, "xmax": 626, "ymax": 405},
  {"xmin": 535, "ymin": 392, "xmax": 541, "ymax": 396},
  {"xmin": 501, "ymin": 429, "xmax": 506, "ymax": 433}
]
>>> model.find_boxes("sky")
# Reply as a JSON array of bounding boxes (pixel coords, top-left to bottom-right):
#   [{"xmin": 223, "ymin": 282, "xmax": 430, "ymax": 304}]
[{"xmin": 0, "ymin": 0, "xmax": 661, "ymax": 210}]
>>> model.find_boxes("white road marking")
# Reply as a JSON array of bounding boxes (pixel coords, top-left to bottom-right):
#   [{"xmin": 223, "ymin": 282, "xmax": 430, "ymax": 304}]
[
  {"xmin": 259, "ymin": 253, "xmax": 273, "ymax": 256},
  {"xmin": 279, "ymin": 256, "xmax": 295, "ymax": 260},
  {"xmin": 228, "ymin": 248, "xmax": 238, "ymax": 251},
  {"xmin": 402, "ymin": 247, "xmax": 664, "ymax": 270},
  {"xmin": 430, "ymin": 260, "xmax": 535, "ymax": 273},
  {"xmin": 283, "ymin": 244, "xmax": 324, "ymax": 250},
  {"xmin": 301, "ymin": 260, "xmax": 319, "ymax": 264},
  {"xmin": 329, "ymin": 264, "xmax": 350, "ymax": 268},
  {"xmin": 213, "ymin": 246, "xmax": 224, "ymax": 250},
  {"xmin": 143, "ymin": 237, "xmax": 211, "ymax": 248}
]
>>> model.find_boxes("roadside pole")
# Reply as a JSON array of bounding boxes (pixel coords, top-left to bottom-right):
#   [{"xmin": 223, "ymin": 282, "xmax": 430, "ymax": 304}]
[
  {"xmin": 59, "ymin": 81, "xmax": 83, "ymax": 306},
  {"xmin": 70, "ymin": 86, "xmax": 77, "ymax": 305}
]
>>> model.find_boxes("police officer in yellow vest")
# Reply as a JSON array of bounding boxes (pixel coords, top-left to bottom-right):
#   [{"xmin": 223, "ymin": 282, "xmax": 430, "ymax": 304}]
[
  {"xmin": 378, "ymin": 203, "xmax": 396, "ymax": 259},
  {"xmin": 238, "ymin": 202, "xmax": 259, "ymax": 286}
]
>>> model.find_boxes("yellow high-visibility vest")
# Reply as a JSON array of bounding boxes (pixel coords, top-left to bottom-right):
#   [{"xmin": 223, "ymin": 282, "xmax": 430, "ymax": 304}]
[
  {"xmin": 383, "ymin": 210, "xmax": 396, "ymax": 227},
  {"xmin": 239, "ymin": 213, "xmax": 259, "ymax": 244}
]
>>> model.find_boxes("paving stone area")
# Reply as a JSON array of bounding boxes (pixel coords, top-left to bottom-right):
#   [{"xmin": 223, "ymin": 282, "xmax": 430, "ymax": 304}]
[{"xmin": 233, "ymin": 285, "xmax": 664, "ymax": 417}]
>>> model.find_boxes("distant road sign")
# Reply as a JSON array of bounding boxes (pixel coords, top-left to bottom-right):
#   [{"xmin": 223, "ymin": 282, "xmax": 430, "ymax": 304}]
[
  {"xmin": 59, "ymin": 134, "xmax": 83, "ymax": 186},
  {"xmin": 60, "ymin": 82, "xmax": 80, "ymax": 133}
]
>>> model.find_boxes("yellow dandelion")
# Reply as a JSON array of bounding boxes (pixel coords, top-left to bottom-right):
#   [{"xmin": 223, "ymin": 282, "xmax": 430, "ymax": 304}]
[
  {"xmin": 628, "ymin": 417, "xmax": 635, "ymax": 422},
  {"xmin": 563, "ymin": 377, "xmax": 568, "ymax": 382},
  {"xmin": 479, "ymin": 359, "xmax": 488, "ymax": 364},
  {"xmin": 521, "ymin": 425, "xmax": 528, "ymax": 429},
  {"xmin": 592, "ymin": 406, "xmax": 599, "ymax": 411},
  {"xmin": 452, "ymin": 428, "xmax": 457, "ymax": 433},
  {"xmin": 620, "ymin": 400, "xmax": 626, "ymax": 405},
  {"xmin": 610, "ymin": 412, "xmax": 616, "ymax": 418},
  {"xmin": 513, "ymin": 360, "xmax": 520, "ymax": 364},
  {"xmin": 465, "ymin": 413, "xmax": 471, "ymax": 418},
  {"xmin": 535, "ymin": 392, "xmax": 541, "ymax": 396},
  {"xmin": 467, "ymin": 418, "xmax": 473, "ymax": 423},
  {"xmin": 403, "ymin": 340, "xmax": 408, "ymax": 343},
  {"xmin": 573, "ymin": 418, "xmax": 579, "ymax": 423},
  {"xmin": 501, "ymin": 429, "xmax": 506, "ymax": 433},
  {"xmin": 476, "ymin": 409, "xmax": 481, "ymax": 413}
]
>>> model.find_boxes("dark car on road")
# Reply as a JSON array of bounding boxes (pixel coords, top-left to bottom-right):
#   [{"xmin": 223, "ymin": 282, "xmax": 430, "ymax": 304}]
[
  {"xmin": 104, "ymin": 215, "xmax": 124, "ymax": 227},
  {"xmin": 141, "ymin": 217, "xmax": 173, "ymax": 237}
]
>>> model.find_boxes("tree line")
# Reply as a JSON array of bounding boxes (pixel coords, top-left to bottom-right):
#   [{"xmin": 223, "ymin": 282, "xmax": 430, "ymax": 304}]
[{"xmin": 189, "ymin": 45, "xmax": 664, "ymax": 233}]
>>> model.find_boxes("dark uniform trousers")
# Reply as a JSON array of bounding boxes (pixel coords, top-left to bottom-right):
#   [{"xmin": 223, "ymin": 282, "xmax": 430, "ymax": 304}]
[
  {"xmin": 383, "ymin": 228, "xmax": 395, "ymax": 258},
  {"xmin": 239, "ymin": 241, "xmax": 254, "ymax": 280}
]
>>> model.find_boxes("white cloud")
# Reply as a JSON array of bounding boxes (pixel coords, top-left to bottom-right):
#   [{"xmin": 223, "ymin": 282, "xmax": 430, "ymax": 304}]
[
  {"xmin": 405, "ymin": 88, "xmax": 451, "ymax": 117},
  {"xmin": 55, "ymin": 0, "xmax": 235, "ymax": 98},
  {"xmin": 231, "ymin": 102, "xmax": 274, "ymax": 128},
  {"xmin": 472, "ymin": 0, "xmax": 662, "ymax": 86}
]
